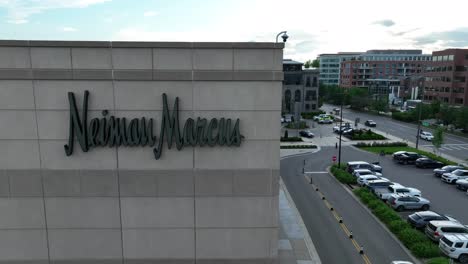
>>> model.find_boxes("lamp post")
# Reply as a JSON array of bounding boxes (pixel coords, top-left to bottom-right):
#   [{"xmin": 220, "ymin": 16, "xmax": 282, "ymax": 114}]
[
  {"xmin": 338, "ymin": 92, "xmax": 345, "ymax": 166},
  {"xmin": 415, "ymin": 101, "xmax": 422, "ymax": 149}
]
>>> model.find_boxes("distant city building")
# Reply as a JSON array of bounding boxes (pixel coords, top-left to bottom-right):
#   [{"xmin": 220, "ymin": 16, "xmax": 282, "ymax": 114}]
[
  {"xmin": 318, "ymin": 52, "xmax": 362, "ymax": 85},
  {"xmin": 423, "ymin": 49, "xmax": 468, "ymax": 106},
  {"xmin": 340, "ymin": 49, "xmax": 431, "ymax": 88},
  {"xmin": 365, "ymin": 79, "xmax": 402, "ymax": 104},
  {"xmin": 282, "ymin": 59, "xmax": 319, "ymax": 115}
]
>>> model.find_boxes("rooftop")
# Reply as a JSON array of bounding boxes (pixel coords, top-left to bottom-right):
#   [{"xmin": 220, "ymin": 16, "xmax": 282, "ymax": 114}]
[{"xmin": 283, "ymin": 59, "xmax": 303, "ymax": 65}]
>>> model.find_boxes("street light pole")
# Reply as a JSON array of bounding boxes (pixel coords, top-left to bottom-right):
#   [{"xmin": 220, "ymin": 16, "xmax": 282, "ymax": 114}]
[
  {"xmin": 338, "ymin": 93, "xmax": 344, "ymax": 166},
  {"xmin": 415, "ymin": 101, "xmax": 422, "ymax": 149}
]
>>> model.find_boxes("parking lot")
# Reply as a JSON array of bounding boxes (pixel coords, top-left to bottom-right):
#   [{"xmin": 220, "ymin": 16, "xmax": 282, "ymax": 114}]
[{"xmin": 345, "ymin": 147, "xmax": 468, "ymax": 224}]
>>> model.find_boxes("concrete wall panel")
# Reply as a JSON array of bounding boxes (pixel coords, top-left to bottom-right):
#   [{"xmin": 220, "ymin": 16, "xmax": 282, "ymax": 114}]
[
  {"xmin": 0, "ymin": 47, "xmax": 31, "ymax": 68},
  {"xmin": 0, "ymin": 198, "xmax": 45, "ymax": 228},
  {"xmin": 111, "ymin": 48, "xmax": 152, "ymax": 69},
  {"xmin": 0, "ymin": 81, "xmax": 35, "ymax": 109},
  {"xmin": 0, "ymin": 230, "xmax": 48, "ymax": 261},
  {"xmin": 31, "ymin": 48, "xmax": 71, "ymax": 69},
  {"xmin": 0, "ymin": 140, "xmax": 40, "ymax": 169},
  {"xmin": 0, "ymin": 111, "xmax": 38, "ymax": 139},
  {"xmin": 153, "ymin": 48, "xmax": 192, "ymax": 70},
  {"xmin": 71, "ymin": 48, "xmax": 112, "ymax": 69}
]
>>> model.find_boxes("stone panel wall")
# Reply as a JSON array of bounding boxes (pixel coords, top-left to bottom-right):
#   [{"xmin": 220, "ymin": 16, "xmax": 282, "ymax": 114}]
[{"xmin": 0, "ymin": 40, "xmax": 283, "ymax": 264}]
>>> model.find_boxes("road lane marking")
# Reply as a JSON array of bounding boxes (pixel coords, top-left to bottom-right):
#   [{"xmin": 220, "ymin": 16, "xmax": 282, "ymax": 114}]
[
  {"xmin": 305, "ymin": 171, "xmax": 329, "ymax": 174},
  {"xmin": 310, "ymin": 182, "xmax": 373, "ymax": 264}
]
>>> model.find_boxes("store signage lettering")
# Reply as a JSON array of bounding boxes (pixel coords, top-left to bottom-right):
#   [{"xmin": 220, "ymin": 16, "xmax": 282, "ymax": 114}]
[{"xmin": 64, "ymin": 91, "xmax": 244, "ymax": 160}]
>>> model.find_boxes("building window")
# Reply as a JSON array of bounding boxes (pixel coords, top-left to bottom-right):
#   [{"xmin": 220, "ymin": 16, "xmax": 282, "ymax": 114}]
[
  {"xmin": 312, "ymin": 77, "xmax": 317, "ymax": 87},
  {"xmin": 284, "ymin": 90, "xmax": 291, "ymax": 112},
  {"xmin": 455, "ymin": 98, "xmax": 464, "ymax": 104},
  {"xmin": 305, "ymin": 104, "xmax": 310, "ymax": 110},
  {"xmin": 294, "ymin": 90, "xmax": 301, "ymax": 102},
  {"xmin": 306, "ymin": 77, "xmax": 311, "ymax": 87},
  {"xmin": 312, "ymin": 104, "xmax": 316, "ymax": 110}
]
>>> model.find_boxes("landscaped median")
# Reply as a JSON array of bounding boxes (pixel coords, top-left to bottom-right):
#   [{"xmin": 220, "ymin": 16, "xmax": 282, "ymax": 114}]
[
  {"xmin": 280, "ymin": 145, "xmax": 317, "ymax": 149},
  {"xmin": 355, "ymin": 142, "xmax": 458, "ymax": 165},
  {"xmin": 329, "ymin": 164, "xmax": 450, "ymax": 263}
]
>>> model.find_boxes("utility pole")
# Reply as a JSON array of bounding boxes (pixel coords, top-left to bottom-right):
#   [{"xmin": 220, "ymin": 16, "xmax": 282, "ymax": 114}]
[
  {"xmin": 338, "ymin": 93, "xmax": 344, "ymax": 166},
  {"xmin": 415, "ymin": 101, "xmax": 422, "ymax": 149}
]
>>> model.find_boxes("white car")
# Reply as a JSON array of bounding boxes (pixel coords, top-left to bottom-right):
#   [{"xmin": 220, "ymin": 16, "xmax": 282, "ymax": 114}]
[
  {"xmin": 376, "ymin": 185, "xmax": 422, "ymax": 201},
  {"xmin": 420, "ymin": 131, "xmax": 434, "ymax": 141},
  {"xmin": 441, "ymin": 169, "xmax": 468, "ymax": 184},
  {"xmin": 357, "ymin": 175, "xmax": 389, "ymax": 186},
  {"xmin": 313, "ymin": 114, "xmax": 330, "ymax": 121},
  {"xmin": 439, "ymin": 233, "xmax": 468, "ymax": 263},
  {"xmin": 352, "ymin": 169, "xmax": 382, "ymax": 178}
]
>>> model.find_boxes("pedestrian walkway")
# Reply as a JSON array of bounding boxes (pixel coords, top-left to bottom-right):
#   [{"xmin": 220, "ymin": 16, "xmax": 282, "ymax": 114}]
[{"xmin": 279, "ymin": 179, "xmax": 321, "ymax": 264}]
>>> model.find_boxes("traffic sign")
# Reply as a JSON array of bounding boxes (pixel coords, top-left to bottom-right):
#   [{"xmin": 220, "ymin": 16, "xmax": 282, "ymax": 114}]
[{"xmin": 332, "ymin": 156, "xmax": 337, "ymax": 162}]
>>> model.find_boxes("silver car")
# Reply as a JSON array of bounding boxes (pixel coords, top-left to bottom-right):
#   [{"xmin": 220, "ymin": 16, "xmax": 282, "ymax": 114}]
[{"xmin": 386, "ymin": 194, "xmax": 430, "ymax": 211}]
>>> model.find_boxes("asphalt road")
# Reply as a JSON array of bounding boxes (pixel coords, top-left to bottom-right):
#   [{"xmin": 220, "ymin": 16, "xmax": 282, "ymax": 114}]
[
  {"xmin": 281, "ymin": 147, "xmax": 415, "ymax": 264},
  {"xmin": 321, "ymin": 104, "xmax": 468, "ymax": 162}
]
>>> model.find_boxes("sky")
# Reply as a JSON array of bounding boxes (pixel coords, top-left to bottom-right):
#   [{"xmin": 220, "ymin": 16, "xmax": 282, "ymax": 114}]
[{"xmin": 1, "ymin": 0, "xmax": 468, "ymax": 62}]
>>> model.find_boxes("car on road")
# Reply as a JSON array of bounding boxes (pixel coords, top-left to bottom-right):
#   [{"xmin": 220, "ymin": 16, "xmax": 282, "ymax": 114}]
[
  {"xmin": 364, "ymin": 120, "xmax": 377, "ymax": 127},
  {"xmin": 357, "ymin": 175, "xmax": 389, "ymax": 186},
  {"xmin": 318, "ymin": 117, "xmax": 333, "ymax": 124},
  {"xmin": 299, "ymin": 130, "xmax": 314, "ymax": 138},
  {"xmin": 395, "ymin": 152, "xmax": 426, "ymax": 165},
  {"xmin": 434, "ymin": 165, "xmax": 465, "ymax": 177},
  {"xmin": 456, "ymin": 179, "xmax": 468, "ymax": 191},
  {"xmin": 392, "ymin": 151, "xmax": 410, "ymax": 160},
  {"xmin": 352, "ymin": 169, "xmax": 382, "ymax": 178},
  {"xmin": 425, "ymin": 220, "xmax": 468, "ymax": 242},
  {"xmin": 441, "ymin": 169, "xmax": 468, "ymax": 184},
  {"xmin": 346, "ymin": 161, "xmax": 383, "ymax": 174},
  {"xmin": 407, "ymin": 211, "xmax": 459, "ymax": 229},
  {"xmin": 415, "ymin": 158, "xmax": 444, "ymax": 169},
  {"xmin": 439, "ymin": 233, "xmax": 468, "ymax": 263},
  {"xmin": 387, "ymin": 194, "xmax": 430, "ymax": 211},
  {"xmin": 420, "ymin": 131, "xmax": 434, "ymax": 141},
  {"xmin": 376, "ymin": 185, "xmax": 421, "ymax": 201}
]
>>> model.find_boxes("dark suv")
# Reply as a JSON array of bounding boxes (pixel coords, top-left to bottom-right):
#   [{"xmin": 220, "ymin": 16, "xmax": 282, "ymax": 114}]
[
  {"xmin": 407, "ymin": 211, "xmax": 459, "ymax": 229},
  {"xmin": 395, "ymin": 152, "xmax": 426, "ymax": 165}
]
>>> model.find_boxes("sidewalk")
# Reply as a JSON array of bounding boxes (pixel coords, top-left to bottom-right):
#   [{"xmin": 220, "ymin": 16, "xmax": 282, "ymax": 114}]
[{"xmin": 279, "ymin": 149, "xmax": 322, "ymax": 264}]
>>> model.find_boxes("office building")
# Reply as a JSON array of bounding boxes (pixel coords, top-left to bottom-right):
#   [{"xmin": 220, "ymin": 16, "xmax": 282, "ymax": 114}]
[{"xmin": 282, "ymin": 59, "xmax": 319, "ymax": 115}]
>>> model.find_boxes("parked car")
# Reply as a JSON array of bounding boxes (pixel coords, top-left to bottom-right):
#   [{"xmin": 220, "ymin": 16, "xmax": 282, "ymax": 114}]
[
  {"xmin": 376, "ymin": 185, "xmax": 421, "ymax": 201},
  {"xmin": 299, "ymin": 130, "xmax": 314, "ymax": 138},
  {"xmin": 439, "ymin": 234, "xmax": 468, "ymax": 263},
  {"xmin": 407, "ymin": 211, "xmax": 459, "ymax": 229},
  {"xmin": 390, "ymin": 262, "xmax": 414, "ymax": 264},
  {"xmin": 415, "ymin": 158, "xmax": 444, "ymax": 169},
  {"xmin": 364, "ymin": 120, "xmax": 377, "ymax": 127},
  {"xmin": 456, "ymin": 179, "xmax": 468, "ymax": 191},
  {"xmin": 333, "ymin": 123, "xmax": 351, "ymax": 133},
  {"xmin": 357, "ymin": 175, "xmax": 389, "ymax": 187},
  {"xmin": 420, "ymin": 131, "xmax": 434, "ymax": 141},
  {"xmin": 425, "ymin": 220, "xmax": 468, "ymax": 242},
  {"xmin": 346, "ymin": 161, "xmax": 383, "ymax": 174},
  {"xmin": 441, "ymin": 169, "xmax": 468, "ymax": 184},
  {"xmin": 352, "ymin": 169, "xmax": 382, "ymax": 178},
  {"xmin": 387, "ymin": 194, "xmax": 430, "ymax": 211},
  {"xmin": 318, "ymin": 117, "xmax": 333, "ymax": 124},
  {"xmin": 434, "ymin": 165, "xmax": 465, "ymax": 177},
  {"xmin": 395, "ymin": 152, "xmax": 426, "ymax": 165},
  {"xmin": 366, "ymin": 180, "xmax": 402, "ymax": 194},
  {"xmin": 313, "ymin": 114, "xmax": 330, "ymax": 121},
  {"xmin": 392, "ymin": 151, "xmax": 410, "ymax": 160}
]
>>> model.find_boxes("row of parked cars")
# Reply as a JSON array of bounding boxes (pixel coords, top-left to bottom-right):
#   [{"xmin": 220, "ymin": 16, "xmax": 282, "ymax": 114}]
[
  {"xmin": 347, "ymin": 160, "xmax": 468, "ymax": 263},
  {"xmin": 393, "ymin": 151, "xmax": 468, "ymax": 194}
]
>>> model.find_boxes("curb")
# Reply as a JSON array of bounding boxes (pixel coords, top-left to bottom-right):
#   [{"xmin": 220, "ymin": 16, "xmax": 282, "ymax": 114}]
[
  {"xmin": 326, "ymin": 166, "xmax": 423, "ymax": 264},
  {"xmin": 280, "ymin": 178, "xmax": 322, "ymax": 264}
]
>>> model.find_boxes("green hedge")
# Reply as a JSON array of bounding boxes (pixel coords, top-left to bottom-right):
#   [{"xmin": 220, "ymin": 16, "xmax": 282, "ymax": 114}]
[
  {"xmin": 330, "ymin": 164, "xmax": 356, "ymax": 184},
  {"xmin": 353, "ymin": 188, "xmax": 441, "ymax": 259},
  {"xmin": 280, "ymin": 137, "xmax": 302, "ymax": 142},
  {"xmin": 280, "ymin": 145, "xmax": 318, "ymax": 149},
  {"xmin": 345, "ymin": 129, "xmax": 386, "ymax": 140},
  {"xmin": 301, "ymin": 110, "xmax": 326, "ymax": 119},
  {"xmin": 392, "ymin": 111, "xmax": 417, "ymax": 122},
  {"xmin": 285, "ymin": 121, "xmax": 309, "ymax": 129},
  {"xmin": 427, "ymin": 257, "xmax": 450, "ymax": 264},
  {"xmin": 355, "ymin": 142, "xmax": 408, "ymax": 148}
]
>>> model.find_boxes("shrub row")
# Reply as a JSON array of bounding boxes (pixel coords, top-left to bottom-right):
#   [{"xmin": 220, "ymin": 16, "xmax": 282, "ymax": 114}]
[
  {"xmin": 301, "ymin": 110, "xmax": 326, "ymax": 119},
  {"xmin": 280, "ymin": 137, "xmax": 302, "ymax": 142},
  {"xmin": 285, "ymin": 121, "xmax": 309, "ymax": 129},
  {"xmin": 280, "ymin": 145, "xmax": 317, "ymax": 149},
  {"xmin": 330, "ymin": 164, "xmax": 356, "ymax": 185},
  {"xmin": 392, "ymin": 111, "xmax": 417, "ymax": 122},
  {"xmin": 353, "ymin": 188, "xmax": 441, "ymax": 258},
  {"xmin": 355, "ymin": 142, "xmax": 408, "ymax": 148},
  {"xmin": 345, "ymin": 129, "xmax": 386, "ymax": 140}
]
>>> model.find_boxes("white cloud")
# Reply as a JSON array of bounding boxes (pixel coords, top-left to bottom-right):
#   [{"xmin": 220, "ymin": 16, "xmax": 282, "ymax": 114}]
[
  {"xmin": 0, "ymin": 0, "xmax": 111, "ymax": 24},
  {"xmin": 61, "ymin": 26, "xmax": 78, "ymax": 32},
  {"xmin": 143, "ymin": 11, "xmax": 158, "ymax": 17}
]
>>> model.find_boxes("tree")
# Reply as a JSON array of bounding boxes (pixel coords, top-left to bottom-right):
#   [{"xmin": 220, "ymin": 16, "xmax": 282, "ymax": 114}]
[
  {"xmin": 438, "ymin": 103, "xmax": 457, "ymax": 125},
  {"xmin": 455, "ymin": 107, "xmax": 468, "ymax": 131},
  {"xmin": 312, "ymin": 59, "xmax": 320, "ymax": 68},
  {"xmin": 432, "ymin": 127, "xmax": 444, "ymax": 155},
  {"xmin": 284, "ymin": 130, "xmax": 288, "ymax": 139},
  {"xmin": 304, "ymin": 60, "xmax": 312, "ymax": 69}
]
